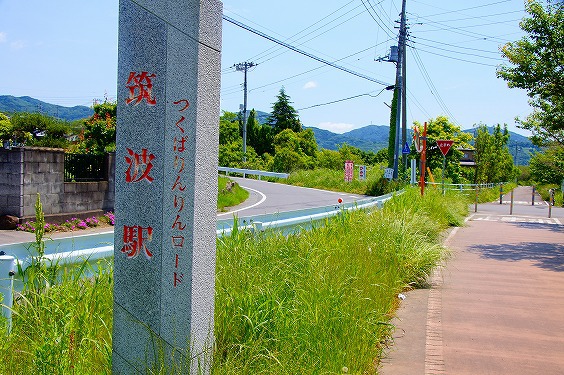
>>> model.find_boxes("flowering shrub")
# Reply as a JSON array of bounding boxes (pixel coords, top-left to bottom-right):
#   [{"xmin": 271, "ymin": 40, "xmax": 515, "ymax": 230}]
[
  {"xmin": 102, "ymin": 212, "xmax": 115, "ymax": 225},
  {"xmin": 16, "ymin": 213, "xmax": 114, "ymax": 233}
]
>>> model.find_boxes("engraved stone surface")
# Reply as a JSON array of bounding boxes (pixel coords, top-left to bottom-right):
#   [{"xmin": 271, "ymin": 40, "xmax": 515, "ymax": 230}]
[{"xmin": 112, "ymin": 0, "xmax": 222, "ymax": 373}]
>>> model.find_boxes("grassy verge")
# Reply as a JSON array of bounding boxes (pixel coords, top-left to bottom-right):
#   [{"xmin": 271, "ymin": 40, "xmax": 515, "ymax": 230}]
[
  {"xmin": 213, "ymin": 188, "xmax": 467, "ymax": 374},
  {"xmin": 1, "ymin": 188, "xmax": 467, "ymax": 374},
  {"xmin": 284, "ymin": 168, "xmax": 400, "ymax": 196}
]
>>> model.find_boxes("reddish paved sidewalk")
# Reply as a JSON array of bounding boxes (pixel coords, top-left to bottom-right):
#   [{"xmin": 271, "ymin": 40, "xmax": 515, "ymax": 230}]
[{"xmin": 380, "ymin": 189, "xmax": 564, "ymax": 375}]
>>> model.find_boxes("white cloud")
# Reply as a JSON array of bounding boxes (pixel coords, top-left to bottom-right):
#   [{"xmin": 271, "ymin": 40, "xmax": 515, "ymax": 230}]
[
  {"xmin": 0, "ymin": 32, "xmax": 6, "ymax": 43},
  {"xmin": 303, "ymin": 81, "xmax": 317, "ymax": 90},
  {"xmin": 10, "ymin": 40, "xmax": 25, "ymax": 49},
  {"xmin": 315, "ymin": 122, "xmax": 357, "ymax": 134}
]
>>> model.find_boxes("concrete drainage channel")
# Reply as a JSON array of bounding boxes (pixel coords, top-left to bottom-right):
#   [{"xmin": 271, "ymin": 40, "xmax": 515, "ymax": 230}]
[{"xmin": 0, "ymin": 192, "xmax": 394, "ymax": 331}]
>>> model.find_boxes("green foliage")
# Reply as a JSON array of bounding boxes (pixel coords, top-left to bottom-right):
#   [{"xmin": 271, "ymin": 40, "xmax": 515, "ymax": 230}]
[
  {"xmin": 497, "ymin": 0, "xmax": 564, "ymax": 146},
  {"xmin": 219, "ymin": 111, "xmax": 240, "ymax": 146},
  {"xmin": 474, "ymin": 124, "xmax": 518, "ymax": 183},
  {"xmin": 267, "ymin": 87, "xmax": 302, "ymax": 134},
  {"xmin": 271, "ymin": 129, "xmax": 318, "ymax": 172},
  {"xmin": 529, "ymin": 145, "xmax": 564, "ymax": 184},
  {"xmin": 71, "ymin": 101, "xmax": 117, "ymax": 154},
  {"xmin": 415, "ymin": 116, "xmax": 472, "ymax": 183},
  {"xmin": 9, "ymin": 112, "xmax": 73, "ymax": 148}
]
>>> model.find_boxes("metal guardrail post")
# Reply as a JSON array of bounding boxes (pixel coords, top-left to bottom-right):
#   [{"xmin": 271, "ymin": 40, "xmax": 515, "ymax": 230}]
[
  {"xmin": 474, "ymin": 185, "xmax": 478, "ymax": 213},
  {"xmin": 510, "ymin": 189, "xmax": 514, "ymax": 215},
  {"xmin": 0, "ymin": 254, "xmax": 16, "ymax": 334}
]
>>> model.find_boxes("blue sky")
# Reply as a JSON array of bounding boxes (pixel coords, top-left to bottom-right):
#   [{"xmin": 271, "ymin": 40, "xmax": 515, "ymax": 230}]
[{"xmin": 0, "ymin": 0, "xmax": 534, "ymax": 135}]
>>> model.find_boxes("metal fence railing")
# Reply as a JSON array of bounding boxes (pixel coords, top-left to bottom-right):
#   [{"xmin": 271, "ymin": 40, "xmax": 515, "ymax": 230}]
[{"xmin": 64, "ymin": 153, "xmax": 107, "ymax": 182}]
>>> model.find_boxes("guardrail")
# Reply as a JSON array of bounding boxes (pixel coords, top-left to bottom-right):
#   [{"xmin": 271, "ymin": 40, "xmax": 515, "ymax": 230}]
[
  {"xmin": 426, "ymin": 182, "xmax": 499, "ymax": 192},
  {"xmin": 218, "ymin": 166, "xmax": 289, "ymax": 180},
  {"xmin": 0, "ymin": 190, "xmax": 397, "ymax": 330}
]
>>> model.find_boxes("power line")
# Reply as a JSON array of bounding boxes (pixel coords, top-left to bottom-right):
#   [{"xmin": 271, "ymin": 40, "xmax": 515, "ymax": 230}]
[
  {"xmin": 418, "ymin": 0, "xmax": 513, "ymax": 18},
  {"xmin": 410, "ymin": 44, "xmax": 499, "ymax": 67},
  {"xmin": 361, "ymin": 0, "xmax": 397, "ymax": 39},
  {"xmin": 297, "ymin": 87, "xmax": 389, "ymax": 111},
  {"xmin": 222, "ymin": 14, "xmax": 393, "ymax": 87},
  {"xmin": 410, "ymin": 46, "xmax": 461, "ymax": 125}
]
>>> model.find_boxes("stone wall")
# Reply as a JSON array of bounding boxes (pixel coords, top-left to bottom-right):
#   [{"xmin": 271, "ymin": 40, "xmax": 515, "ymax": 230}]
[{"xmin": 0, "ymin": 147, "xmax": 115, "ymax": 221}]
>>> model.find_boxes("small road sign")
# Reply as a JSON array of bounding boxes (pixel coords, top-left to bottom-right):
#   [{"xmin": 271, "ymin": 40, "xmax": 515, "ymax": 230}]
[
  {"xmin": 437, "ymin": 140, "xmax": 454, "ymax": 156},
  {"xmin": 402, "ymin": 142, "xmax": 411, "ymax": 155}
]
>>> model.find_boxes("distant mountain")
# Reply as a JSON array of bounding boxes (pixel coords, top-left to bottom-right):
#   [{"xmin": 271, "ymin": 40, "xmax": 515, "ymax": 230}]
[
  {"xmin": 308, "ymin": 125, "xmax": 390, "ymax": 152},
  {"xmin": 0, "ymin": 95, "xmax": 93, "ymax": 121}
]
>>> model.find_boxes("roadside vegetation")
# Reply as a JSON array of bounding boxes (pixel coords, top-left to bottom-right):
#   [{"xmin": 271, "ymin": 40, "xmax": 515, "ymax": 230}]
[{"xmin": 1, "ymin": 187, "xmax": 468, "ymax": 374}]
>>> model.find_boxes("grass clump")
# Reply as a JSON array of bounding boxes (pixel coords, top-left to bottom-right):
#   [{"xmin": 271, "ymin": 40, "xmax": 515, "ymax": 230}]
[
  {"xmin": 213, "ymin": 187, "xmax": 460, "ymax": 374},
  {"xmin": 217, "ymin": 176, "xmax": 249, "ymax": 211},
  {"xmin": 0, "ymin": 261, "xmax": 113, "ymax": 375}
]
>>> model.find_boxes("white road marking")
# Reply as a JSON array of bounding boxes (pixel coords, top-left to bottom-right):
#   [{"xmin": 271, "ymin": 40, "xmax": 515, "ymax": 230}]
[{"xmin": 217, "ymin": 186, "xmax": 267, "ymax": 217}]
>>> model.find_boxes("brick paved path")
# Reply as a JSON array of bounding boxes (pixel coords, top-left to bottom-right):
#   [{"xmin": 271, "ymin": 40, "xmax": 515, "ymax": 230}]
[{"xmin": 380, "ymin": 187, "xmax": 564, "ymax": 375}]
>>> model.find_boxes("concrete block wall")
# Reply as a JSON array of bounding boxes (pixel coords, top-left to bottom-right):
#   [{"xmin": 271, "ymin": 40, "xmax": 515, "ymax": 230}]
[
  {"xmin": 0, "ymin": 148, "xmax": 24, "ymax": 217},
  {"xmin": 0, "ymin": 147, "xmax": 115, "ymax": 221}
]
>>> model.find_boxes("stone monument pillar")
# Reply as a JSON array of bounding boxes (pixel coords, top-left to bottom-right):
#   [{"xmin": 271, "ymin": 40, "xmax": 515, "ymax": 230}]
[{"xmin": 112, "ymin": 0, "xmax": 222, "ymax": 373}]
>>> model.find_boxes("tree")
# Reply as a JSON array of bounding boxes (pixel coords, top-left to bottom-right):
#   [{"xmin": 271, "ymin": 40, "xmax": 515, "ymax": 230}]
[
  {"xmin": 267, "ymin": 87, "xmax": 302, "ymax": 134},
  {"xmin": 0, "ymin": 112, "xmax": 12, "ymax": 141},
  {"xmin": 219, "ymin": 111, "xmax": 240, "ymax": 146},
  {"xmin": 473, "ymin": 124, "xmax": 517, "ymax": 184},
  {"xmin": 73, "ymin": 101, "xmax": 117, "ymax": 154},
  {"xmin": 414, "ymin": 116, "xmax": 472, "ymax": 183},
  {"xmin": 496, "ymin": 0, "xmax": 564, "ymax": 146},
  {"xmin": 271, "ymin": 128, "xmax": 318, "ymax": 172},
  {"xmin": 529, "ymin": 145, "xmax": 564, "ymax": 184}
]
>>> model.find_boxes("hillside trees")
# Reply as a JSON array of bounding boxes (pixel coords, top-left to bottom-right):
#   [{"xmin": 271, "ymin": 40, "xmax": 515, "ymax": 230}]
[
  {"xmin": 497, "ymin": 0, "xmax": 564, "ymax": 146},
  {"xmin": 9, "ymin": 112, "xmax": 72, "ymax": 148},
  {"xmin": 473, "ymin": 124, "xmax": 517, "ymax": 183}
]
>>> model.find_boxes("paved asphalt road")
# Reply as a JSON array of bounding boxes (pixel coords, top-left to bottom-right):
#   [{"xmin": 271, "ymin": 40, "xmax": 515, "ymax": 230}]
[{"xmin": 216, "ymin": 177, "xmax": 369, "ymax": 219}]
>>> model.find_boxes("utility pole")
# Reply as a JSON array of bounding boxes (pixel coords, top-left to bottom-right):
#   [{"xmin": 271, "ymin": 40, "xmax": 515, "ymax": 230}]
[
  {"xmin": 392, "ymin": 0, "xmax": 407, "ymax": 179},
  {"xmin": 233, "ymin": 61, "xmax": 256, "ymax": 161}
]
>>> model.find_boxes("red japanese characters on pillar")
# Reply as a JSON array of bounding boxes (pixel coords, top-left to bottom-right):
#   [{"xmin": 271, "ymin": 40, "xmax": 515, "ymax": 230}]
[
  {"xmin": 125, "ymin": 71, "xmax": 157, "ymax": 106},
  {"xmin": 121, "ymin": 225, "xmax": 154, "ymax": 259},
  {"xmin": 170, "ymin": 99, "xmax": 190, "ymax": 288},
  {"xmin": 125, "ymin": 148, "xmax": 156, "ymax": 183}
]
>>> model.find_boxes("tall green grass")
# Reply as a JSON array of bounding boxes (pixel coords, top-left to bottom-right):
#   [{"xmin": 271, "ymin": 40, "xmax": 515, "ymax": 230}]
[{"xmin": 1, "ymin": 188, "xmax": 466, "ymax": 374}]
